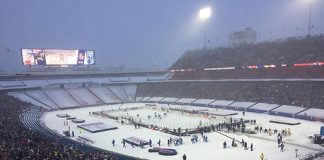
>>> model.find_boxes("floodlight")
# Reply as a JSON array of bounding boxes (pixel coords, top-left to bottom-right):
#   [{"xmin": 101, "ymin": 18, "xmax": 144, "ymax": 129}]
[{"xmin": 199, "ymin": 7, "xmax": 211, "ymax": 20}]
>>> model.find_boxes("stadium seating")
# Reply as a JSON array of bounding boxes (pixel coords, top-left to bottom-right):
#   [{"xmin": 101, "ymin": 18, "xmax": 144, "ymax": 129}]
[
  {"xmin": 0, "ymin": 94, "xmax": 119, "ymax": 159},
  {"xmin": 171, "ymin": 34, "xmax": 324, "ymax": 79},
  {"xmin": 136, "ymin": 81, "xmax": 324, "ymax": 109},
  {"xmin": 9, "ymin": 85, "xmax": 137, "ymax": 109}
]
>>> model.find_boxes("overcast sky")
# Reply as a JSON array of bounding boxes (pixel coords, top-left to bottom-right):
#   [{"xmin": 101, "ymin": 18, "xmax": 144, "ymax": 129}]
[{"xmin": 0, "ymin": 0, "xmax": 324, "ymax": 72}]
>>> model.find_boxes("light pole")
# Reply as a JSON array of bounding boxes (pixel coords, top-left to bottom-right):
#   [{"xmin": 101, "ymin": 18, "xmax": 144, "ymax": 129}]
[
  {"xmin": 199, "ymin": 7, "xmax": 211, "ymax": 49},
  {"xmin": 307, "ymin": 0, "xmax": 312, "ymax": 35}
]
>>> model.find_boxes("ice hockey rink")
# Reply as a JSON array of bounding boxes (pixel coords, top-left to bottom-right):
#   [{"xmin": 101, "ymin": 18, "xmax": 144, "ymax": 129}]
[{"xmin": 42, "ymin": 103, "xmax": 324, "ymax": 160}]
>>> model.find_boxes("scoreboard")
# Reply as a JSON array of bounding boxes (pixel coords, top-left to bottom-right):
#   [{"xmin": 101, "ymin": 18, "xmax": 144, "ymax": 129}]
[{"xmin": 22, "ymin": 49, "xmax": 95, "ymax": 66}]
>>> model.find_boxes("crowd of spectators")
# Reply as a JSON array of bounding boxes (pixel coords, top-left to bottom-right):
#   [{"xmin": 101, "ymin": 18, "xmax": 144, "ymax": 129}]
[
  {"xmin": 171, "ymin": 67, "xmax": 324, "ymax": 80},
  {"xmin": 172, "ymin": 34, "xmax": 324, "ymax": 69},
  {"xmin": 170, "ymin": 34, "xmax": 324, "ymax": 79},
  {"xmin": 137, "ymin": 81, "xmax": 324, "ymax": 109},
  {"xmin": 0, "ymin": 93, "xmax": 116, "ymax": 160}
]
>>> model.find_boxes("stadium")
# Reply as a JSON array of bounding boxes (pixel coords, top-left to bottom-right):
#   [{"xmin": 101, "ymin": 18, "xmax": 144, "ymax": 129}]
[
  {"xmin": 1, "ymin": 1, "xmax": 324, "ymax": 160},
  {"xmin": 0, "ymin": 34, "xmax": 324, "ymax": 160}
]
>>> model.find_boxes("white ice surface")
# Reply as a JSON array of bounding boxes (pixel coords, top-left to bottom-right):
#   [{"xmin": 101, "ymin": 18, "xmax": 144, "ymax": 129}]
[{"xmin": 43, "ymin": 103, "xmax": 324, "ymax": 160}]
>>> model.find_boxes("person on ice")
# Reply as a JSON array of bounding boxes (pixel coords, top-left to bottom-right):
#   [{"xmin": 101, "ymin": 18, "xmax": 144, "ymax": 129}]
[
  {"xmin": 244, "ymin": 142, "xmax": 248, "ymax": 150},
  {"xmin": 179, "ymin": 138, "xmax": 183, "ymax": 144},
  {"xmin": 140, "ymin": 141, "xmax": 144, "ymax": 149},
  {"xmin": 280, "ymin": 143, "xmax": 284, "ymax": 152},
  {"xmin": 250, "ymin": 143, "xmax": 253, "ymax": 151},
  {"xmin": 122, "ymin": 140, "xmax": 126, "ymax": 148},
  {"xmin": 232, "ymin": 138, "xmax": 236, "ymax": 147},
  {"xmin": 112, "ymin": 139, "xmax": 115, "ymax": 147},
  {"xmin": 223, "ymin": 141, "xmax": 227, "ymax": 148},
  {"xmin": 260, "ymin": 153, "xmax": 264, "ymax": 160},
  {"xmin": 182, "ymin": 154, "xmax": 187, "ymax": 160},
  {"xmin": 157, "ymin": 139, "xmax": 161, "ymax": 146},
  {"xmin": 149, "ymin": 139, "xmax": 152, "ymax": 147}
]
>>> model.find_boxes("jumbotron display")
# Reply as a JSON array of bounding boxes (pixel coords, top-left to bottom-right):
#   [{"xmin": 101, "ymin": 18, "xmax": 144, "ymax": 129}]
[{"xmin": 21, "ymin": 49, "xmax": 95, "ymax": 66}]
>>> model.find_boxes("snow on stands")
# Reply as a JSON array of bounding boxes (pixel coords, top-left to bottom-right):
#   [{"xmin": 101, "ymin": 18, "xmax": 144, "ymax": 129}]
[
  {"xmin": 176, "ymin": 98, "xmax": 197, "ymax": 105},
  {"xmin": 298, "ymin": 108, "xmax": 324, "ymax": 120},
  {"xmin": 248, "ymin": 103, "xmax": 280, "ymax": 113},
  {"xmin": 109, "ymin": 77, "xmax": 130, "ymax": 82},
  {"xmin": 88, "ymin": 87, "xmax": 122, "ymax": 104},
  {"xmin": 135, "ymin": 96, "xmax": 144, "ymax": 102},
  {"xmin": 141, "ymin": 96, "xmax": 152, "ymax": 102},
  {"xmin": 146, "ymin": 97, "xmax": 164, "ymax": 102},
  {"xmin": 108, "ymin": 86, "xmax": 129, "ymax": 102},
  {"xmin": 66, "ymin": 88, "xmax": 103, "ymax": 105},
  {"xmin": 192, "ymin": 99, "xmax": 215, "ymax": 106},
  {"xmin": 160, "ymin": 97, "xmax": 179, "ymax": 103},
  {"xmin": 122, "ymin": 85, "xmax": 137, "ymax": 102},
  {"xmin": 47, "ymin": 79, "xmax": 71, "ymax": 85},
  {"xmin": 210, "ymin": 100, "xmax": 234, "ymax": 108},
  {"xmin": 25, "ymin": 90, "xmax": 59, "ymax": 109},
  {"xmin": 130, "ymin": 76, "xmax": 147, "ymax": 82},
  {"xmin": 43, "ymin": 103, "xmax": 324, "ymax": 160},
  {"xmin": 271, "ymin": 105, "xmax": 307, "ymax": 115},
  {"xmin": 147, "ymin": 74, "xmax": 168, "ymax": 81},
  {"xmin": 69, "ymin": 78, "xmax": 92, "ymax": 83},
  {"xmin": 43, "ymin": 89, "xmax": 80, "ymax": 108},
  {"xmin": 0, "ymin": 80, "xmax": 25, "ymax": 89},
  {"xmin": 228, "ymin": 101, "xmax": 256, "ymax": 110},
  {"xmin": 8, "ymin": 92, "xmax": 52, "ymax": 110},
  {"xmin": 90, "ymin": 77, "xmax": 111, "ymax": 83},
  {"xmin": 22, "ymin": 80, "xmax": 49, "ymax": 87}
]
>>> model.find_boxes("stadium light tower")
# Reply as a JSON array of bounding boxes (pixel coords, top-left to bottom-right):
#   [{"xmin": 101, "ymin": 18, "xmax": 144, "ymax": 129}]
[
  {"xmin": 199, "ymin": 7, "xmax": 211, "ymax": 49},
  {"xmin": 305, "ymin": 0, "xmax": 313, "ymax": 35}
]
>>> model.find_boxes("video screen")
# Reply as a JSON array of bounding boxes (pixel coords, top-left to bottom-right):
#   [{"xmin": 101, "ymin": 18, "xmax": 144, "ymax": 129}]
[{"xmin": 21, "ymin": 49, "xmax": 95, "ymax": 66}]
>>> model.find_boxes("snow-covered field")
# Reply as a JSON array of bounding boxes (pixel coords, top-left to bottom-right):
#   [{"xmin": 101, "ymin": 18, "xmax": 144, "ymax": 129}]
[
  {"xmin": 105, "ymin": 106, "xmax": 226, "ymax": 129},
  {"xmin": 42, "ymin": 103, "xmax": 324, "ymax": 160}
]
